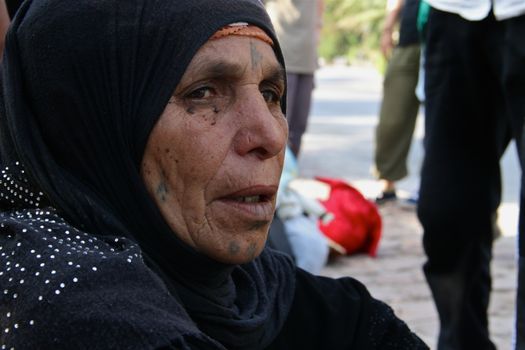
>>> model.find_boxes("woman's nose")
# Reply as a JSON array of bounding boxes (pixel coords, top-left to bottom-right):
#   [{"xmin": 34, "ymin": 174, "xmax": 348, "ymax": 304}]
[{"xmin": 233, "ymin": 88, "xmax": 288, "ymax": 159}]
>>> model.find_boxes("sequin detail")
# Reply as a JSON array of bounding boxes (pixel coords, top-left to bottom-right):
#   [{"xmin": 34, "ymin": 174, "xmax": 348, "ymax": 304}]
[{"xmin": 0, "ymin": 162, "xmax": 144, "ymax": 349}]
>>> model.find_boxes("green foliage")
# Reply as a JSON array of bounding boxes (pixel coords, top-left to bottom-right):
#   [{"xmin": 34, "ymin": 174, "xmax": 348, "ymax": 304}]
[{"xmin": 320, "ymin": 0, "xmax": 387, "ymax": 65}]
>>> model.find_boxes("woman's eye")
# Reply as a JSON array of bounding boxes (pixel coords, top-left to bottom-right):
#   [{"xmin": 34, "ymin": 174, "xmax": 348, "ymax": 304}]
[
  {"xmin": 186, "ymin": 86, "xmax": 215, "ymax": 100},
  {"xmin": 261, "ymin": 89, "xmax": 281, "ymax": 104}
]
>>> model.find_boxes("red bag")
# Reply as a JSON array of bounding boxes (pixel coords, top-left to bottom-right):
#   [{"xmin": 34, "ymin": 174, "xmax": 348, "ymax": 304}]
[{"xmin": 316, "ymin": 177, "xmax": 382, "ymax": 257}]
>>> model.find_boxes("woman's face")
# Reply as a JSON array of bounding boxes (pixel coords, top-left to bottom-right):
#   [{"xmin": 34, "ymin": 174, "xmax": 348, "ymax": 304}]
[{"xmin": 141, "ymin": 35, "xmax": 287, "ymax": 264}]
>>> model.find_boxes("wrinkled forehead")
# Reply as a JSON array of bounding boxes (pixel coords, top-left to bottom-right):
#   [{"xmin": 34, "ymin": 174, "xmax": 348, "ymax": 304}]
[
  {"xmin": 187, "ymin": 23, "xmax": 279, "ymax": 72},
  {"xmin": 185, "ymin": 34, "xmax": 282, "ymax": 76}
]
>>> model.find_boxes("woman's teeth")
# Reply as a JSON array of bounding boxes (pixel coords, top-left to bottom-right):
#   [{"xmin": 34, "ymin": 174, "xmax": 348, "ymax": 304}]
[{"xmin": 236, "ymin": 195, "xmax": 260, "ymax": 203}]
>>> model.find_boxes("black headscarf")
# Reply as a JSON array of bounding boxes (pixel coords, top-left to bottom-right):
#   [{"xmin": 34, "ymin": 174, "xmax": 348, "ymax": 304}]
[{"xmin": 0, "ymin": 0, "xmax": 295, "ymax": 348}]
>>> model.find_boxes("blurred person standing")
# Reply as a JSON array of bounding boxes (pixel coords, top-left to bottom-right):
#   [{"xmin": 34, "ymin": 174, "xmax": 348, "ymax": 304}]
[
  {"xmin": 373, "ymin": 0, "xmax": 421, "ymax": 204},
  {"xmin": 417, "ymin": 1, "xmax": 525, "ymax": 349},
  {"xmin": 265, "ymin": 0, "xmax": 324, "ymax": 157}
]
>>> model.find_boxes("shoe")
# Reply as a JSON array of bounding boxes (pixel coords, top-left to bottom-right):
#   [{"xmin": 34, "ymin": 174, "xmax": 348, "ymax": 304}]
[{"xmin": 375, "ymin": 190, "xmax": 397, "ymax": 205}]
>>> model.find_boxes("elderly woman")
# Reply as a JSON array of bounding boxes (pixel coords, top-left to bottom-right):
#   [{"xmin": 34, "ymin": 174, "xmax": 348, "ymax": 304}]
[{"xmin": 0, "ymin": 0, "xmax": 427, "ymax": 349}]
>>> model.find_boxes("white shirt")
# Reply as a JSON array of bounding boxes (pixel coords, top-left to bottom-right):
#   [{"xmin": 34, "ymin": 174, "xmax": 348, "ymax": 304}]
[{"xmin": 425, "ymin": 0, "xmax": 525, "ymax": 20}]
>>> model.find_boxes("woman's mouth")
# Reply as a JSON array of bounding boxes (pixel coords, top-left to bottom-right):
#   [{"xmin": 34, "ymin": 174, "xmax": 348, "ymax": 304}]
[
  {"xmin": 214, "ymin": 186, "xmax": 277, "ymax": 221},
  {"xmin": 231, "ymin": 195, "xmax": 270, "ymax": 203}
]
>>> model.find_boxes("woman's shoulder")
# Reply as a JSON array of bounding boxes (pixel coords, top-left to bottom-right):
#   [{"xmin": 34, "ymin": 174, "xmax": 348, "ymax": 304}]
[
  {"xmin": 0, "ymin": 207, "xmax": 148, "ymax": 295},
  {"xmin": 267, "ymin": 268, "xmax": 428, "ymax": 349},
  {"xmin": 0, "ymin": 208, "xmax": 212, "ymax": 349}
]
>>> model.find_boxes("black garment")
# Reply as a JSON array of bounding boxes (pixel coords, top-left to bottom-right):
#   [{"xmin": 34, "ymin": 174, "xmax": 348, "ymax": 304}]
[
  {"xmin": 0, "ymin": 0, "xmax": 427, "ymax": 348},
  {"xmin": 268, "ymin": 269, "xmax": 427, "ymax": 349},
  {"xmin": 0, "ymin": 175, "xmax": 211, "ymax": 349},
  {"xmin": 0, "ymin": 165, "xmax": 428, "ymax": 349},
  {"xmin": 418, "ymin": 7, "xmax": 525, "ymax": 350},
  {"xmin": 398, "ymin": 0, "xmax": 420, "ymax": 47},
  {"xmin": 5, "ymin": 0, "xmax": 22, "ymax": 19},
  {"xmin": 0, "ymin": 1, "xmax": 294, "ymax": 348}
]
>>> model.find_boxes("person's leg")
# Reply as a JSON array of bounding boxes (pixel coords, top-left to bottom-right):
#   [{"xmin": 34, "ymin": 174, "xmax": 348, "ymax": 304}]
[
  {"xmin": 374, "ymin": 44, "xmax": 421, "ymax": 186},
  {"xmin": 285, "ymin": 73, "xmax": 314, "ymax": 157},
  {"xmin": 418, "ymin": 9, "xmax": 508, "ymax": 350},
  {"xmin": 285, "ymin": 72, "xmax": 299, "ymax": 151},
  {"xmin": 501, "ymin": 14, "xmax": 525, "ymax": 349}
]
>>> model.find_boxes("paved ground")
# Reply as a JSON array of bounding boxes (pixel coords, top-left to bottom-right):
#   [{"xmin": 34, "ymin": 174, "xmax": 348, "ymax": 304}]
[{"xmin": 291, "ymin": 65, "xmax": 520, "ymax": 349}]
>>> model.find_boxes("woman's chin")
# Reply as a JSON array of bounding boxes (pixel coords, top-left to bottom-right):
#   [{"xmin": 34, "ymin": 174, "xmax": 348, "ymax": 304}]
[{"xmin": 203, "ymin": 236, "xmax": 267, "ymax": 265}]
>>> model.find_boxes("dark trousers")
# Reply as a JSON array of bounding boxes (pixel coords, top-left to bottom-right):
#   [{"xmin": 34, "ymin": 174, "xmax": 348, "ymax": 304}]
[
  {"xmin": 418, "ymin": 8, "xmax": 525, "ymax": 350},
  {"xmin": 286, "ymin": 73, "xmax": 314, "ymax": 157}
]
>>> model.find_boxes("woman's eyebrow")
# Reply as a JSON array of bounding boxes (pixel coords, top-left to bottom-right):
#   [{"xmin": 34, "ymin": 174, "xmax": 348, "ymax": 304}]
[
  {"xmin": 190, "ymin": 59, "xmax": 285, "ymax": 84},
  {"xmin": 265, "ymin": 65, "xmax": 286, "ymax": 86},
  {"xmin": 193, "ymin": 60, "xmax": 247, "ymax": 80}
]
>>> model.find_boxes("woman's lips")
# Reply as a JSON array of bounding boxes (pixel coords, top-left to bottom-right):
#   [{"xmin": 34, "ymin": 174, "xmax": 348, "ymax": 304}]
[
  {"xmin": 214, "ymin": 185, "xmax": 277, "ymax": 221},
  {"xmin": 223, "ymin": 185, "xmax": 278, "ymax": 198}
]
